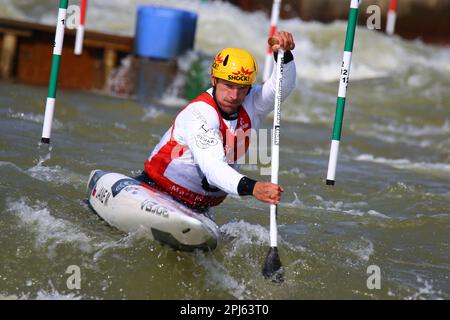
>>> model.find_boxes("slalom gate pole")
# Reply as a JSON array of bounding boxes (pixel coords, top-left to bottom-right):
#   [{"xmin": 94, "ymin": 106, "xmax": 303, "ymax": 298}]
[
  {"xmin": 75, "ymin": 0, "xmax": 87, "ymax": 55},
  {"xmin": 326, "ymin": 0, "xmax": 360, "ymax": 186},
  {"xmin": 263, "ymin": 0, "xmax": 282, "ymax": 82},
  {"xmin": 386, "ymin": 0, "xmax": 398, "ymax": 36},
  {"xmin": 41, "ymin": 0, "xmax": 69, "ymax": 144}
]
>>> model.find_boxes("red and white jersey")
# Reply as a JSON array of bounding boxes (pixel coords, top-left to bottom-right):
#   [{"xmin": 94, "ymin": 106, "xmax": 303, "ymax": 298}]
[{"xmin": 145, "ymin": 60, "xmax": 296, "ymax": 207}]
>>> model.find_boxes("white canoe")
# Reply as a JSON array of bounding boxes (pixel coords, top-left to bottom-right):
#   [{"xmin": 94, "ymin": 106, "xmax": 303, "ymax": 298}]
[{"xmin": 86, "ymin": 170, "xmax": 220, "ymax": 251}]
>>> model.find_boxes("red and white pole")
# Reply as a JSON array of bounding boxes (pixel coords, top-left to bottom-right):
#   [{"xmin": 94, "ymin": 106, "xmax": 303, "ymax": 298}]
[
  {"xmin": 386, "ymin": 0, "xmax": 397, "ymax": 36},
  {"xmin": 74, "ymin": 0, "xmax": 87, "ymax": 55},
  {"xmin": 263, "ymin": 0, "xmax": 282, "ymax": 82}
]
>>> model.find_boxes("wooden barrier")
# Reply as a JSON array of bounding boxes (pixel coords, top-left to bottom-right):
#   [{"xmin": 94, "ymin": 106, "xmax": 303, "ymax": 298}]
[{"xmin": 0, "ymin": 17, "xmax": 133, "ymax": 90}]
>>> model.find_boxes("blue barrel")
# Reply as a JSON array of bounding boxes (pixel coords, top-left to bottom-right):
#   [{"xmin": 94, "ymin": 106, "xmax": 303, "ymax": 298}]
[{"xmin": 135, "ymin": 6, "xmax": 197, "ymax": 60}]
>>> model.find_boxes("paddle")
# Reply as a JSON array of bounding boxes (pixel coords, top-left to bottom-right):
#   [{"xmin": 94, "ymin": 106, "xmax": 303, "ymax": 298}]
[{"xmin": 262, "ymin": 48, "xmax": 284, "ymax": 283}]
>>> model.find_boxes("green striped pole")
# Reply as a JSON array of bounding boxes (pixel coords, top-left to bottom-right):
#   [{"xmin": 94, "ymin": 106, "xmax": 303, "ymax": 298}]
[
  {"xmin": 326, "ymin": 0, "xmax": 360, "ymax": 186},
  {"xmin": 41, "ymin": 0, "xmax": 69, "ymax": 144}
]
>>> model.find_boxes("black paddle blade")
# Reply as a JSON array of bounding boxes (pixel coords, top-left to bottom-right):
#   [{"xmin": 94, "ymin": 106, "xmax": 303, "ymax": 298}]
[{"xmin": 262, "ymin": 247, "xmax": 284, "ymax": 283}]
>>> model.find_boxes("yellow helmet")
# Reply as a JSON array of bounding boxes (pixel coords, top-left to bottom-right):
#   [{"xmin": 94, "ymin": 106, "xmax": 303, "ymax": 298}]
[{"xmin": 211, "ymin": 48, "xmax": 258, "ymax": 85}]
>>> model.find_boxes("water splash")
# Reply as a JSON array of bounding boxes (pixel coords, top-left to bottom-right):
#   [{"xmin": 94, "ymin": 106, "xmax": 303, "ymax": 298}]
[
  {"xmin": 9, "ymin": 111, "xmax": 63, "ymax": 129},
  {"xmin": 6, "ymin": 197, "xmax": 93, "ymax": 257},
  {"xmin": 195, "ymin": 251, "xmax": 248, "ymax": 300},
  {"xmin": 405, "ymin": 276, "xmax": 444, "ymax": 300}
]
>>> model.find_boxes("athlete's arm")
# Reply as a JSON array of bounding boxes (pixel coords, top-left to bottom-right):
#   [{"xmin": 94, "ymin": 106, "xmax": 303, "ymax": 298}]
[{"xmin": 251, "ymin": 32, "xmax": 297, "ymax": 117}]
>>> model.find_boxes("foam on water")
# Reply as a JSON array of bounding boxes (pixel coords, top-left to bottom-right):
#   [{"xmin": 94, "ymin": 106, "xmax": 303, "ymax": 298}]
[
  {"xmin": 0, "ymin": 158, "xmax": 84, "ymax": 188},
  {"xmin": 346, "ymin": 237, "xmax": 374, "ymax": 263},
  {"xmin": 27, "ymin": 154, "xmax": 86, "ymax": 188},
  {"xmin": 374, "ymin": 120, "xmax": 450, "ymax": 137},
  {"xmin": 279, "ymin": 167, "xmax": 307, "ymax": 179},
  {"xmin": 113, "ymin": 122, "xmax": 128, "ymax": 130},
  {"xmin": 355, "ymin": 154, "xmax": 450, "ymax": 175},
  {"xmin": 220, "ymin": 220, "xmax": 270, "ymax": 254},
  {"xmin": 5, "ymin": 197, "xmax": 94, "ymax": 256},
  {"xmin": 363, "ymin": 131, "xmax": 434, "ymax": 149},
  {"xmin": 5, "ymin": 197, "xmax": 138, "ymax": 270},
  {"xmin": 195, "ymin": 251, "xmax": 248, "ymax": 300},
  {"xmin": 0, "ymin": 160, "xmax": 23, "ymax": 172},
  {"xmin": 404, "ymin": 276, "xmax": 445, "ymax": 300},
  {"xmin": 159, "ymin": 96, "xmax": 190, "ymax": 108},
  {"xmin": 27, "ymin": 163, "xmax": 74, "ymax": 186},
  {"xmin": 221, "ymin": 219, "xmax": 306, "ymax": 255},
  {"xmin": 92, "ymin": 226, "xmax": 156, "ymax": 261},
  {"xmin": 3, "ymin": 278, "xmax": 97, "ymax": 300},
  {"xmin": 285, "ymin": 193, "xmax": 392, "ymax": 220},
  {"xmin": 196, "ymin": 219, "xmax": 306, "ymax": 299},
  {"xmin": 24, "ymin": 281, "xmax": 83, "ymax": 300},
  {"xmin": 0, "ymin": 291, "xmax": 82, "ymax": 300},
  {"xmin": 8, "ymin": 110, "xmax": 63, "ymax": 130},
  {"xmin": 141, "ymin": 106, "xmax": 166, "ymax": 120}
]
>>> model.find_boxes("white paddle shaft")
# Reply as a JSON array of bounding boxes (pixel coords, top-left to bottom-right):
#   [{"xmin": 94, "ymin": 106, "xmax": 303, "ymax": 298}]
[{"xmin": 270, "ymin": 49, "xmax": 284, "ymax": 247}]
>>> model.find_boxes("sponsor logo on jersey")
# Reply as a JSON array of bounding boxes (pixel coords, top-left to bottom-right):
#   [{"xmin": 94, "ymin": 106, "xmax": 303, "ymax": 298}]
[{"xmin": 195, "ymin": 134, "xmax": 218, "ymax": 149}]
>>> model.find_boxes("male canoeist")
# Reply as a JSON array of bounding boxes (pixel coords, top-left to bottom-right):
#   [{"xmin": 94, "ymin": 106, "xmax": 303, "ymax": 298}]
[{"xmin": 137, "ymin": 31, "xmax": 296, "ymax": 212}]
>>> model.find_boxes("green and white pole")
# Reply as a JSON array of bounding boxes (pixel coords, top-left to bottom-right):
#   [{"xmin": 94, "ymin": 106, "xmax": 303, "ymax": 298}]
[
  {"xmin": 41, "ymin": 0, "xmax": 69, "ymax": 144},
  {"xmin": 326, "ymin": 0, "xmax": 360, "ymax": 186}
]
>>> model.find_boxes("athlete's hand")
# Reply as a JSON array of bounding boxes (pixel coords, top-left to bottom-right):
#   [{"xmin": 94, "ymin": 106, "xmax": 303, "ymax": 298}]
[
  {"xmin": 269, "ymin": 31, "xmax": 295, "ymax": 52},
  {"xmin": 253, "ymin": 182, "xmax": 284, "ymax": 205}
]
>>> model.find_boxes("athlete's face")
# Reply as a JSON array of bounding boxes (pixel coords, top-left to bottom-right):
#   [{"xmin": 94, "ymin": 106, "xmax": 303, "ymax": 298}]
[{"xmin": 211, "ymin": 77, "xmax": 250, "ymax": 114}]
